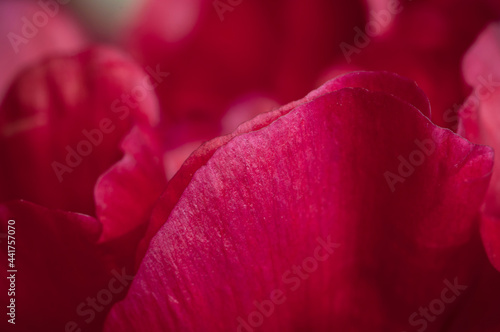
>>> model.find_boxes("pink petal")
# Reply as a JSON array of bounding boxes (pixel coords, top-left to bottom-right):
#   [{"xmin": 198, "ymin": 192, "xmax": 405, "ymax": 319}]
[
  {"xmin": 107, "ymin": 72, "xmax": 495, "ymax": 331},
  {"xmin": 458, "ymin": 22, "xmax": 500, "ymax": 273},
  {"xmin": 462, "ymin": 22, "xmax": 500, "ymax": 88}
]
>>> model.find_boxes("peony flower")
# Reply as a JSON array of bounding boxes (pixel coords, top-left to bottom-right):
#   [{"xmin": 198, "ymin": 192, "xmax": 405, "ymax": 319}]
[{"xmin": 105, "ymin": 72, "xmax": 500, "ymax": 331}]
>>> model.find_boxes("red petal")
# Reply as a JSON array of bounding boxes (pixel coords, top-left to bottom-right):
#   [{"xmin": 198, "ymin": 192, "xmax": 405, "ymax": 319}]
[
  {"xmin": 107, "ymin": 74, "xmax": 495, "ymax": 331},
  {"xmin": 0, "ymin": 47, "xmax": 159, "ymax": 215},
  {"xmin": 95, "ymin": 126, "xmax": 167, "ymax": 242},
  {"xmin": 443, "ymin": 245, "xmax": 500, "ymax": 332},
  {"xmin": 0, "ymin": 201, "xmax": 131, "ymax": 331}
]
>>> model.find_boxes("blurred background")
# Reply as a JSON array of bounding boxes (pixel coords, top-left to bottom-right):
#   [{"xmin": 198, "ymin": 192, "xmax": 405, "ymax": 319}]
[{"xmin": 2, "ymin": 0, "xmax": 500, "ymax": 193}]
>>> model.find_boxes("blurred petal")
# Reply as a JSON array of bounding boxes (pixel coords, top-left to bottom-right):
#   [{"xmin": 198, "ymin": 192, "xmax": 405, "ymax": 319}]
[
  {"xmin": 0, "ymin": 46, "xmax": 159, "ymax": 215},
  {"xmin": 68, "ymin": 0, "xmax": 148, "ymax": 41},
  {"xmin": 0, "ymin": 201, "xmax": 121, "ymax": 331},
  {"xmin": 443, "ymin": 248, "xmax": 500, "ymax": 332},
  {"xmin": 481, "ymin": 214, "xmax": 500, "ymax": 272},
  {"xmin": 122, "ymin": 0, "xmax": 203, "ymax": 47},
  {"xmin": 458, "ymin": 22, "xmax": 500, "ymax": 276},
  {"xmin": 328, "ymin": 0, "xmax": 500, "ymax": 128},
  {"xmin": 0, "ymin": 0, "xmax": 88, "ymax": 99},
  {"xmin": 121, "ymin": 0, "xmax": 365, "ymax": 123}
]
